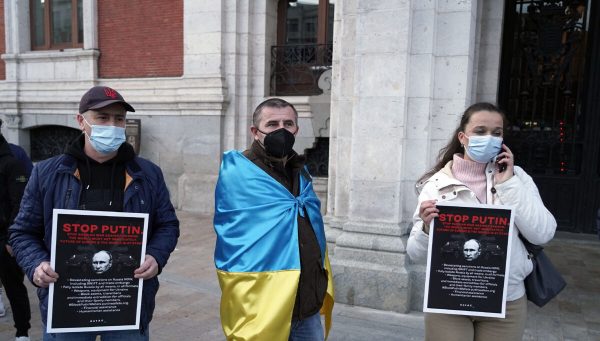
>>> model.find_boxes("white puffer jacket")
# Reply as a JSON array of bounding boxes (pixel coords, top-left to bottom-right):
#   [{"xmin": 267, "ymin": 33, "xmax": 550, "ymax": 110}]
[{"xmin": 407, "ymin": 160, "xmax": 557, "ymax": 301}]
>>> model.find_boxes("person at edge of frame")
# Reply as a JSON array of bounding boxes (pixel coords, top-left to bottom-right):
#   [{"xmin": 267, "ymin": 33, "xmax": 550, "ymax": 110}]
[
  {"xmin": 0, "ymin": 118, "xmax": 33, "ymax": 341},
  {"xmin": 407, "ymin": 102, "xmax": 557, "ymax": 341}
]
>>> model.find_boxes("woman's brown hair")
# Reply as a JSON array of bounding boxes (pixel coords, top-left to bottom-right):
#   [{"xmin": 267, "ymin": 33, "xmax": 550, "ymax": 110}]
[{"xmin": 416, "ymin": 102, "xmax": 507, "ymax": 185}]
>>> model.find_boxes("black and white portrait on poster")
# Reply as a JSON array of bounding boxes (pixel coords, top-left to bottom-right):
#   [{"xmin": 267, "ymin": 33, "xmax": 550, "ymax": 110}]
[
  {"xmin": 423, "ymin": 202, "xmax": 514, "ymax": 318},
  {"xmin": 48, "ymin": 209, "xmax": 149, "ymax": 333}
]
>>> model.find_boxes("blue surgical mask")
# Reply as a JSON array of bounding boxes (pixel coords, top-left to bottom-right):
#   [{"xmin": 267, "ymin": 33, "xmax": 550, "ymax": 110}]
[
  {"xmin": 465, "ymin": 135, "xmax": 503, "ymax": 163},
  {"xmin": 82, "ymin": 116, "xmax": 126, "ymax": 154}
]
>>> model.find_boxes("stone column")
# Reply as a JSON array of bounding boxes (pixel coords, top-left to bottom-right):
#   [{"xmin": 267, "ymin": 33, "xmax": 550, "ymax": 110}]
[
  {"xmin": 176, "ymin": 1, "xmax": 226, "ymax": 212},
  {"xmin": 82, "ymin": 0, "xmax": 98, "ymax": 51},
  {"xmin": 327, "ymin": 0, "xmax": 480, "ymax": 312},
  {"xmin": 1, "ymin": 0, "xmax": 27, "ymax": 145},
  {"xmin": 3, "ymin": 0, "xmax": 29, "ymax": 56},
  {"xmin": 220, "ymin": 0, "xmax": 274, "ymax": 152},
  {"xmin": 475, "ymin": 0, "xmax": 505, "ymax": 103},
  {"xmin": 178, "ymin": 0, "xmax": 274, "ymax": 212},
  {"xmin": 326, "ymin": 0, "xmax": 413, "ymax": 313},
  {"xmin": 183, "ymin": 1, "xmax": 224, "ymax": 78}
]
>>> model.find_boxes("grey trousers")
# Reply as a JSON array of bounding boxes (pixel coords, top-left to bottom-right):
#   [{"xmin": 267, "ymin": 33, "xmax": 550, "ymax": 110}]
[{"xmin": 424, "ymin": 295, "xmax": 528, "ymax": 341}]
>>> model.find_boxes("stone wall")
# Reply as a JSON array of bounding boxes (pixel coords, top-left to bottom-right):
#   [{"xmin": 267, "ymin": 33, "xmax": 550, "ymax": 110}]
[
  {"xmin": 1, "ymin": 0, "xmax": 507, "ymax": 313},
  {"xmin": 326, "ymin": 0, "xmax": 503, "ymax": 313},
  {"xmin": 0, "ymin": 0, "xmax": 330, "ymax": 212}
]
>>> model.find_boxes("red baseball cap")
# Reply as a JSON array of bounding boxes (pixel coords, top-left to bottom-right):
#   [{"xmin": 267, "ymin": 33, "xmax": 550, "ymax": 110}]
[{"xmin": 79, "ymin": 86, "xmax": 135, "ymax": 113}]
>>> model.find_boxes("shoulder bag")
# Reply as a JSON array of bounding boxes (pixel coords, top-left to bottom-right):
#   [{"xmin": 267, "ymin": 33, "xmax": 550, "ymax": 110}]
[{"xmin": 518, "ymin": 234, "xmax": 567, "ymax": 307}]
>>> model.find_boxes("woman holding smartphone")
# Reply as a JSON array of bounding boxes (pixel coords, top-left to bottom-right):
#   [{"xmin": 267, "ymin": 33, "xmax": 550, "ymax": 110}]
[{"xmin": 407, "ymin": 102, "xmax": 557, "ymax": 341}]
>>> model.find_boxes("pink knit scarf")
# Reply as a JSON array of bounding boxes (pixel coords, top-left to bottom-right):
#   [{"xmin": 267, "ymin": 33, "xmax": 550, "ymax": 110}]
[{"xmin": 451, "ymin": 154, "xmax": 488, "ymax": 203}]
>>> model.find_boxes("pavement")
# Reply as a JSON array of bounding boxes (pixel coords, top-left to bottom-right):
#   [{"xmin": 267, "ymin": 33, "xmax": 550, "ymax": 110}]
[{"xmin": 1, "ymin": 210, "xmax": 599, "ymax": 340}]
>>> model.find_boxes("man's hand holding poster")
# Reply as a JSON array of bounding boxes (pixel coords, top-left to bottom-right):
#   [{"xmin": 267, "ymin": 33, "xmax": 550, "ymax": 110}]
[
  {"xmin": 423, "ymin": 203, "xmax": 514, "ymax": 318},
  {"xmin": 48, "ymin": 209, "xmax": 149, "ymax": 333}
]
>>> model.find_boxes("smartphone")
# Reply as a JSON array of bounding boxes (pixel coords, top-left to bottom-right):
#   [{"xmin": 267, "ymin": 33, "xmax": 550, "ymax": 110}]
[{"xmin": 496, "ymin": 149, "xmax": 507, "ymax": 173}]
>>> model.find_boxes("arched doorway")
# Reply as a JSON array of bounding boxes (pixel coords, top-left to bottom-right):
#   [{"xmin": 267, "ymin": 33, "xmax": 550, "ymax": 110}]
[{"xmin": 30, "ymin": 125, "xmax": 81, "ymax": 162}]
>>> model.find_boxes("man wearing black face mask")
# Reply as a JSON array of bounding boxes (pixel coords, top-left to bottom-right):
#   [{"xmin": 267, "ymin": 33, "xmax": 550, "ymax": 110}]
[{"xmin": 214, "ymin": 98, "xmax": 334, "ymax": 341}]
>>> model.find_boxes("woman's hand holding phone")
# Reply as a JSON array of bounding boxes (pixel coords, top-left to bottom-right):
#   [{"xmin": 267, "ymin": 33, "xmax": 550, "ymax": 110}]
[
  {"xmin": 496, "ymin": 155, "xmax": 507, "ymax": 173},
  {"xmin": 494, "ymin": 144, "xmax": 514, "ymax": 184}
]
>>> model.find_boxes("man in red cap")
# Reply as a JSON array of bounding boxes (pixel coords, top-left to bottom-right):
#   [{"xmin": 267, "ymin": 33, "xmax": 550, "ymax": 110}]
[{"xmin": 9, "ymin": 86, "xmax": 180, "ymax": 340}]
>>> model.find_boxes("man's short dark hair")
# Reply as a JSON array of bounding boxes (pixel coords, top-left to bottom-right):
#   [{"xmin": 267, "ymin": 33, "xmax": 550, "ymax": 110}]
[{"xmin": 252, "ymin": 98, "xmax": 298, "ymax": 128}]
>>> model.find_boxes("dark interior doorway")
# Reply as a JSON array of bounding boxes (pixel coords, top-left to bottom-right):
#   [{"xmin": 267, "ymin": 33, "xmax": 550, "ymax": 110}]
[
  {"xmin": 30, "ymin": 125, "xmax": 80, "ymax": 162},
  {"xmin": 498, "ymin": 0, "xmax": 599, "ymax": 233}
]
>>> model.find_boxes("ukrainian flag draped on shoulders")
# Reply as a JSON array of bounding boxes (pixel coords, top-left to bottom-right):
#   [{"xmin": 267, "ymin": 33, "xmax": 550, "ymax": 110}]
[{"xmin": 214, "ymin": 150, "xmax": 334, "ymax": 341}]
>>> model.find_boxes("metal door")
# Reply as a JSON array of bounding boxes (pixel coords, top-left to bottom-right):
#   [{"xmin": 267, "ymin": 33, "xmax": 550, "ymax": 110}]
[{"xmin": 498, "ymin": 0, "xmax": 598, "ymax": 233}]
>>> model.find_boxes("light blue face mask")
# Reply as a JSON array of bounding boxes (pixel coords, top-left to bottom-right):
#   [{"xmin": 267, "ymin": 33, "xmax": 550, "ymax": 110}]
[
  {"xmin": 465, "ymin": 135, "xmax": 503, "ymax": 163},
  {"xmin": 82, "ymin": 116, "xmax": 126, "ymax": 154}
]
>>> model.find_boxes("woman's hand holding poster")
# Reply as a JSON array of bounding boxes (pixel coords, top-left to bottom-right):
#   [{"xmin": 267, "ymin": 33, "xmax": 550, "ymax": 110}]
[{"xmin": 423, "ymin": 203, "xmax": 514, "ymax": 318}]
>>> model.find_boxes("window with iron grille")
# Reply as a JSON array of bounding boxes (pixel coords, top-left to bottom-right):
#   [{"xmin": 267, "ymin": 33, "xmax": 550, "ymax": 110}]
[{"xmin": 271, "ymin": 0, "xmax": 334, "ymax": 96}]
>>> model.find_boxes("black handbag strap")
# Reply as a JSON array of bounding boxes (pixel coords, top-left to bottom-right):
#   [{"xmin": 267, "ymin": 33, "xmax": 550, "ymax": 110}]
[{"xmin": 518, "ymin": 233, "xmax": 544, "ymax": 257}]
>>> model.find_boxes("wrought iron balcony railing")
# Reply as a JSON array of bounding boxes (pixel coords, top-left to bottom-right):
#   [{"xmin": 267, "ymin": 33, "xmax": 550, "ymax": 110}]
[{"xmin": 270, "ymin": 43, "xmax": 333, "ymax": 96}]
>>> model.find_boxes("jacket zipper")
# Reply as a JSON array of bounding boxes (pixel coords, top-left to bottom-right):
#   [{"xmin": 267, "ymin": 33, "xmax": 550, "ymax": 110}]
[{"xmin": 64, "ymin": 188, "xmax": 72, "ymax": 208}]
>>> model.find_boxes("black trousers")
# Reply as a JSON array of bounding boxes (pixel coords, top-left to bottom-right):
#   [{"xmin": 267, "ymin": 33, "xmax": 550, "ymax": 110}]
[{"xmin": 0, "ymin": 242, "xmax": 31, "ymax": 337}]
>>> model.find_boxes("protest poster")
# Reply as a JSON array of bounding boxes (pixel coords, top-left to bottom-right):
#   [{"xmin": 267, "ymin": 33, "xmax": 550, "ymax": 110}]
[
  {"xmin": 423, "ymin": 202, "xmax": 514, "ymax": 318},
  {"xmin": 47, "ymin": 209, "xmax": 149, "ymax": 333}
]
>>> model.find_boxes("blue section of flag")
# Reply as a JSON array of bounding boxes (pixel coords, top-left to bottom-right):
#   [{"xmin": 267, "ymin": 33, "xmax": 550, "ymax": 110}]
[{"xmin": 213, "ymin": 150, "xmax": 326, "ymax": 273}]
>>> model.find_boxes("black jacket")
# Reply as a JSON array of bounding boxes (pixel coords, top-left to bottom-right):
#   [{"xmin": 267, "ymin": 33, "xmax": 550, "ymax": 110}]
[
  {"xmin": 64, "ymin": 135, "xmax": 134, "ymax": 211},
  {"xmin": 8, "ymin": 136, "xmax": 180, "ymax": 331},
  {"xmin": 0, "ymin": 135, "xmax": 28, "ymax": 241},
  {"xmin": 244, "ymin": 141, "xmax": 328, "ymax": 320}
]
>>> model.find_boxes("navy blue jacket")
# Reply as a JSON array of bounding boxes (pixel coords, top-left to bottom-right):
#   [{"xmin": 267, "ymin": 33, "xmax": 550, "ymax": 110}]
[
  {"xmin": 8, "ymin": 143, "xmax": 34, "ymax": 176},
  {"xmin": 8, "ymin": 153, "xmax": 180, "ymax": 331}
]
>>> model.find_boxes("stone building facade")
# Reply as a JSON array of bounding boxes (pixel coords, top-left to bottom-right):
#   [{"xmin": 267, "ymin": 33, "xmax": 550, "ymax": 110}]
[
  {"xmin": 5, "ymin": 0, "xmax": 589, "ymax": 313},
  {"xmin": 325, "ymin": 0, "xmax": 504, "ymax": 312}
]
